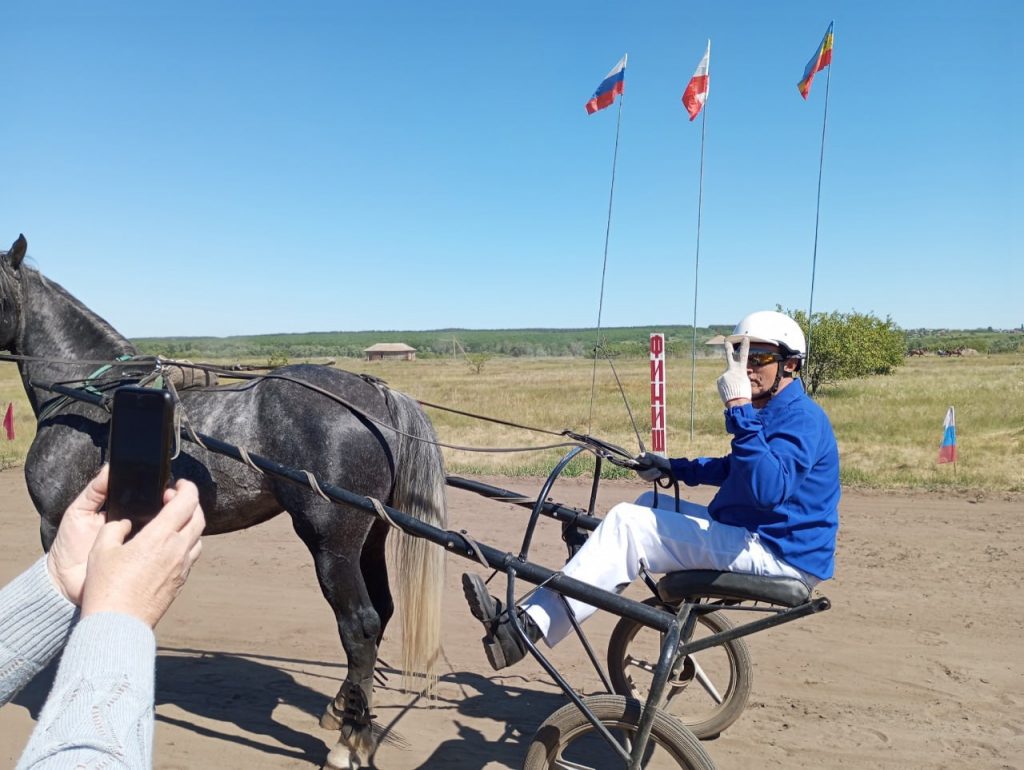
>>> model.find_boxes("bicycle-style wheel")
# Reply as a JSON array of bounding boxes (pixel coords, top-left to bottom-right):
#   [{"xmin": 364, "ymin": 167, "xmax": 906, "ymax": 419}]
[
  {"xmin": 607, "ymin": 598, "xmax": 752, "ymax": 739},
  {"xmin": 523, "ymin": 694, "xmax": 716, "ymax": 770}
]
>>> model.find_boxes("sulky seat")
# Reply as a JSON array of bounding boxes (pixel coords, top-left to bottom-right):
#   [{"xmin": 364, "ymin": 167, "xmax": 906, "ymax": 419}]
[{"xmin": 657, "ymin": 569, "xmax": 812, "ymax": 608}]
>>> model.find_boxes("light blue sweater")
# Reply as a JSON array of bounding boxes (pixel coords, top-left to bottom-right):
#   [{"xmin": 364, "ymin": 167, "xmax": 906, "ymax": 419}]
[{"xmin": 1, "ymin": 557, "xmax": 155, "ymax": 769}]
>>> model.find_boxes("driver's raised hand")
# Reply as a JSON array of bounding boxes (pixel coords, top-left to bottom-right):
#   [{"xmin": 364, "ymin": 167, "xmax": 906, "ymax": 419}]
[{"xmin": 717, "ymin": 337, "xmax": 753, "ymax": 406}]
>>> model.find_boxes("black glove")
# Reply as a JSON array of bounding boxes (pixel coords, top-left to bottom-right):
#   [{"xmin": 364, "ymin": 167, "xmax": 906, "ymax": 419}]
[{"xmin": 635, "ymin": 452, "xmax": 672, "ymax": 482}]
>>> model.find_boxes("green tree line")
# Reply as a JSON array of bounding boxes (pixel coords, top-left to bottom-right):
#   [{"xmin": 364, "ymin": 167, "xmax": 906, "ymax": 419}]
[
  {"xmin": 133, "ymin": 325, "xmax": 734, "ymax": 360},
  {"xmin": 132, "ymin": 321, "xmax": 1021, "ymax": 368}
]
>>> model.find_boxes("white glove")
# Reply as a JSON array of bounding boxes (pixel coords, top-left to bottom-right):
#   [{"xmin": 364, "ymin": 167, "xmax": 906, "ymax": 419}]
[
  {"xmin": 635, "ymin": 452, "xmax": 672, "ymax": 481},
  {"xmin": 717, "ymin": 337, "xmax": 752, "ymax": 405}
]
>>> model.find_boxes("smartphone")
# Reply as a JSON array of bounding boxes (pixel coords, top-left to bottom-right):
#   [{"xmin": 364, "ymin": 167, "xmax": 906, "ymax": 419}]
[{"xmin": 106, "ymin": 386, "xmax": 175, "ymax": 530}]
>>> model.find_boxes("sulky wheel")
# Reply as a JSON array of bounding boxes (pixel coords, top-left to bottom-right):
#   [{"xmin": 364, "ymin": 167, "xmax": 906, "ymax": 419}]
[
  {"xmin": 607, "ymin": 598, "xmax": 752, "ymax": 740},
  {"xmin": 523, "ymin": 694, "xmax": 715, "ymax": 770}
]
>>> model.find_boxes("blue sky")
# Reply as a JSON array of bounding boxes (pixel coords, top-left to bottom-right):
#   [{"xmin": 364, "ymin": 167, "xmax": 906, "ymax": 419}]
[{"xmin": 2, "ymin": 2, "xmax": 1020, "ymax": 337}]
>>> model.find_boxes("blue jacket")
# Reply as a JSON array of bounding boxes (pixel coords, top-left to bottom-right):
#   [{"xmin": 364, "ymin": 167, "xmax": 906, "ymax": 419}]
[{"xmin": 669, "ymin": 379, "xmax": 840, "ymax": 580}]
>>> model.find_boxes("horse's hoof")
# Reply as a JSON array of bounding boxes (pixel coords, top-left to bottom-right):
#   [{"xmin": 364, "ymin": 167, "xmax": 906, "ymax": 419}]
[
  {"xmin": 323, "ymin": 745, "xmax": 359, "ymax": 770},
  {"xmin": 322, "ymin": 761, "xmax": 357, "ymax": 770},
  {"xmin": 319, "ymin": 701, "xmax": 343, "ymax": 731}
]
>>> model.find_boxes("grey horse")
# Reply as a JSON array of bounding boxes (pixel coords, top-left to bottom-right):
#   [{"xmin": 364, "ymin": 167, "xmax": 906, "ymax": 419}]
[{"xmin": 0, "ymin": 235, "xmax": 447, "ymax": 770}]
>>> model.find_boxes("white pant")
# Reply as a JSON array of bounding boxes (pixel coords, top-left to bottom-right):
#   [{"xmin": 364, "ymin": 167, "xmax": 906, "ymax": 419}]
[{"xmin": 523, "ymin": 491, "xmax": 816, "ymax": 645}]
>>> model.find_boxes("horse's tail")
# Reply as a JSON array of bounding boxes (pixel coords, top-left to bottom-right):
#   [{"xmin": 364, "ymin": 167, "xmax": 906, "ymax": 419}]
[{"xmin": 388, "ymin": 391, "xmax": 448, "ymax": 689}]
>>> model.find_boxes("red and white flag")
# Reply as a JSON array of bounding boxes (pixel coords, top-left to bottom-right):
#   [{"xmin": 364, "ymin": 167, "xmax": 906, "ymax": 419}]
[{"xmin": 682, "ymin": 41, "xmax": 710, "ymax": 121}]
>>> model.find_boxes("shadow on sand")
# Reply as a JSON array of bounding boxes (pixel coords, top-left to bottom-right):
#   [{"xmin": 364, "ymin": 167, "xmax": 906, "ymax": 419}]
[{"xmin": 12, "ymin": 645, "xmax": 570, "ymax": 769}]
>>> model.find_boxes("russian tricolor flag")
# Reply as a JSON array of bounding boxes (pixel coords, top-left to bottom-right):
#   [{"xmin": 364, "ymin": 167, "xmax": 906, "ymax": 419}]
[
  {"xmin": 585, "ymin": 54, "xmax": 627, "ymax": 114},
  {"xmin": 937, "ymin": 406, "xmax": 957, "ymax": 464}
]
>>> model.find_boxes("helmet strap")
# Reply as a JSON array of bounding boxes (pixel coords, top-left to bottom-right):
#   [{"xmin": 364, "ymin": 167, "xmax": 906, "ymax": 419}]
[{"xmin": 756, "ymin": 360, "xmax": 795, "ymax": 405}]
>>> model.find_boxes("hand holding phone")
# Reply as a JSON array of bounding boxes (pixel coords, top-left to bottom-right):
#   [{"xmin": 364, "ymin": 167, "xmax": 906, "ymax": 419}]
[{"xmin": 106, "ymin": 386, "xmax": 175, "ymax": 531}]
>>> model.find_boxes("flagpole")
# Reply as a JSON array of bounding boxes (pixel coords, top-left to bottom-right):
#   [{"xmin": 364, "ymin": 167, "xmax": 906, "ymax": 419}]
[
  {"xmin": 805, "ymin": 23, "xmax": 833, "ymax": 377},
  {"xmin": 588, "ymin": 87, "xmax": 625, "ymax": 433},
  {"xmin": 689, "ymin": 85, "xmax": 708, "ymax": 442}
]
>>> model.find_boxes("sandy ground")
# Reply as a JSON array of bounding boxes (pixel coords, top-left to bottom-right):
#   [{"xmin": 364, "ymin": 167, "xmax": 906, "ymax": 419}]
[{"xmin": 1, "ymin": 467, "xmax": 1022, "ymax": 769}]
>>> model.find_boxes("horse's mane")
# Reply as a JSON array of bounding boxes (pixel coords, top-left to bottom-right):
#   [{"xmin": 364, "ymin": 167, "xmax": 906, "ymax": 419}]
[{"xmin": 14, "ymin": 260, "xmax": 136, "ymax": 355}]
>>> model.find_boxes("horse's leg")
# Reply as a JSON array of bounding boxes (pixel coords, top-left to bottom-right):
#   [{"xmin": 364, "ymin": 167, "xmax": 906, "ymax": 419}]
[
  {"xmin": 39, "ymin": 518, "xmax": 58, "ymax": 551},
  {"xmin": 321, "ymin": 520, "xmax": 394, "ymax": 769},
  {"xmin": 289, "ymin": 501, "xmax": 381, "ymax": 770},
  {"xmin": 360, "ymin": 519, "xmax": 394, "ymax": 645}
]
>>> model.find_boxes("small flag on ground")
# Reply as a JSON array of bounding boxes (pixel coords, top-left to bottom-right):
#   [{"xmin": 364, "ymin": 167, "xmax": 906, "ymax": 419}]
[
  {"xmin": 797, "ymin": 21, "xmax": 834, "ymax": 99},
  {"xmin": 682, "ymin": 41, "xmax": 710, "ymax": 120},
  {"xmin": 585, "ymin": 54, "xmax": 627, "ymax": 114},
  {"xmin": 3, "ymin": 402, "xmax": 13, "ymax": 441},
  {"xmin": 937, "ymin": 406, "xmax": 956, "ymax": 464}
]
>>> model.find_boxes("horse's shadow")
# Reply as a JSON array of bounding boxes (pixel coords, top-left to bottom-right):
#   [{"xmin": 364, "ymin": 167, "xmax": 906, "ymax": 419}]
[
  {"xmin": 13, "ymin": 647, "xmax": 568, "ymax": 769},
  {"xmin": 154, "ymin": 648, "xmax": 333, "ymax": 763}
]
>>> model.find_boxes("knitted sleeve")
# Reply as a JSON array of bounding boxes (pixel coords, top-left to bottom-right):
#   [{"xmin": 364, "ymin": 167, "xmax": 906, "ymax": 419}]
[
  {"xmin": 0, "ymin": 557, "xmax": 77, "ymax": 707},
  {"xmin": 15, "ymin": 613, "xmax": 156, "ymax": 770}
]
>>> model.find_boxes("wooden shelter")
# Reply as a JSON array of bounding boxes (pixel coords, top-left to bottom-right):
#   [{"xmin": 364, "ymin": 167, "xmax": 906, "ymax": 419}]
[{"xmin": 363, "ymin": 342, "xmax": 417, "ymax": 361}]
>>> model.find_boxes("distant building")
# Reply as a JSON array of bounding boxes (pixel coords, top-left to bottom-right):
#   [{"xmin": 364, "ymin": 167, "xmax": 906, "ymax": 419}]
[{"xmin": 363, "ymin": 342, "xmax": 417, "ymax": 361}]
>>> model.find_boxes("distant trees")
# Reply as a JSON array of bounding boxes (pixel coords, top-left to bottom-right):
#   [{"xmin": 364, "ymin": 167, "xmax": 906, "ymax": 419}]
[
  {"xmin": 131, "ymin": 321, "xmax": 1024, "ymax": 367},
  {"xmin": 788, "ymin": 309, "xmax": 906, "ymax": 395}
]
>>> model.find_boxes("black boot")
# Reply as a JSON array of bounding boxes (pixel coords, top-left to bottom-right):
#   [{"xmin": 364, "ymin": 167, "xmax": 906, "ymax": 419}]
[{"xmin": 462, "ymin": 572, "xmax": 543, "ymax": 670}]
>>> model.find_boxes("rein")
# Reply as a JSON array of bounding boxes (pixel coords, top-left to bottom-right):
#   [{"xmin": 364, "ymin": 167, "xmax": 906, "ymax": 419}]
[
  {"xmin": 0, "ymin": 351, "xmax": 160, "ymax": 368},
  {"xmin": 16, "ymin": 354, "xmax": 636, "ymax": 461}
]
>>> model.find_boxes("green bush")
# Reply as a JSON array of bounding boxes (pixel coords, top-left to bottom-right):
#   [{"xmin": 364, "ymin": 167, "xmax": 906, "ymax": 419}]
[{"xmin": 787, "ymin": 309, "xmax": 906, "ymax": 395}]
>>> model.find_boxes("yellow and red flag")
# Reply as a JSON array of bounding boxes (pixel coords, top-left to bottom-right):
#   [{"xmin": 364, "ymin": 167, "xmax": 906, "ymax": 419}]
[{"xmin": 797, "ymin": 22, "xmax": 834, "ymax": 99}]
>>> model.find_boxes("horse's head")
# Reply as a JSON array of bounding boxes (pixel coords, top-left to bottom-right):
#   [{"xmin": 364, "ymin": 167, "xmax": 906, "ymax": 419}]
[{"xmin": 0, "ymin": 234, "xmax": 27, "ymax": 351}]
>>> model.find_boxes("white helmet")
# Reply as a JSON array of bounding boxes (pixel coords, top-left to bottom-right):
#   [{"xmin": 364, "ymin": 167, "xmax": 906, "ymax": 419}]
[{"xmin": 726, "ymin": 310, "xmax": 806, "ymax": 363}]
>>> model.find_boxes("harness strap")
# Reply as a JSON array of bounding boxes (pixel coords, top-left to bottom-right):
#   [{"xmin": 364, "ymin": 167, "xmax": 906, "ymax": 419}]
[
  {"xmin": 237, "ymin": 447, "xmax": 263, "ymax": 475},
  {"xmin": 25, "ymin": 356, "xmax": 591, "ymax": 456},
  {"xmin": 304, "ymin": 471, "xmax": 331, "ymax": 502},
  {"xmin": 37, "ymin": 354, "xmax": 151, "ymax": 423},
  {"xmin": 366, "ymin": 496, "xmax": 399, "ymax": 530},
  {"xmin": 454, "ymin": 528, "xmax": 491, "ymax": 570}
]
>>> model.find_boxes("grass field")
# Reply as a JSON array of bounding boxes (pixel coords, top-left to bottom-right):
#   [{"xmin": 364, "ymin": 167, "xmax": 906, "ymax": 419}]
[{"xmin": 1, "ymin": 354, "xmax": 1021, "ymax": 493}]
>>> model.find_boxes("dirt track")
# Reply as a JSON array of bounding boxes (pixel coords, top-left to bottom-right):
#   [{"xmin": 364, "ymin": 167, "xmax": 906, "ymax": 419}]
[{"xmin": 1, "ymin": 469, "xmax": 1022, "ymax": 769}]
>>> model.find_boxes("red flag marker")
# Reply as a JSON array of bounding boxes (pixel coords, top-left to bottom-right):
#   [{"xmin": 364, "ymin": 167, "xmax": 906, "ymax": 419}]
[
  {"xmin": 3, "ymin": 402, "xmax": 14, "ymax": 441},
  {"xmin": 682, "ymin": 41, "xmax": 710, "ymax": 121}
]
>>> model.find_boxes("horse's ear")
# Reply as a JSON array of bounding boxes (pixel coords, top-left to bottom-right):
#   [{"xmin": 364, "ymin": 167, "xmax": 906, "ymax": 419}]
[{"xmin": 7, "ymin": 235, "xmax": 27, "ymax": 270}]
